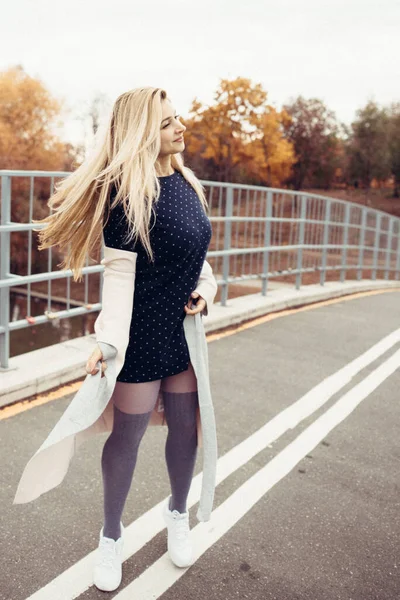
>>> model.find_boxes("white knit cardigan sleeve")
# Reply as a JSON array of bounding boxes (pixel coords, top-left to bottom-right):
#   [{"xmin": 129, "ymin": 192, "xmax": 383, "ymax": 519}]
[
  {"xmin": 193, "ymin": 259, "xmax": 218, "ymax": 316},
  {"xmin": 93, "ymin": 246, "xmax": 138, "ymax": 378}
]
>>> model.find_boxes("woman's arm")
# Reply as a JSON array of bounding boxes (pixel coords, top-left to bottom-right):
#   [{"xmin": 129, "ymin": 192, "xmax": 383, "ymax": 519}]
[
  {"xmin": 94, "ymin": 246, "xmax": 138, "ymax": 352},
  {"xmin": 92, "ymin": 186, "xmax": 140, "ymax": 374},
  {"xmin": 93, "ymin": 205, "xmax": 138, "ymax": 378}
]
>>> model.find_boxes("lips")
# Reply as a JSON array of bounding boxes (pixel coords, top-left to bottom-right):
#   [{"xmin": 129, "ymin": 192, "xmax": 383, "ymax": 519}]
[{"xmin": 174, "ymin": 137, "xmax": 184, "ymax": 142}]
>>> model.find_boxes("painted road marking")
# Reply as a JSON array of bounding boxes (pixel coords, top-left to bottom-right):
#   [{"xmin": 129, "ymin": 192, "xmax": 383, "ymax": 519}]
[
  {"xmin": 23, "ymin": 327, "xmax": 400, "ymax": 600},
  {"xmin": 113, "ymin": 348, "xmax": 400, "ymax": 600},
  {"xmin": 206, "ymin": 287, "xmax": 400, "ymax": 343},
  {"xmin": 3, "ymin": 287, "xmax": 399, "ymax": 421}
]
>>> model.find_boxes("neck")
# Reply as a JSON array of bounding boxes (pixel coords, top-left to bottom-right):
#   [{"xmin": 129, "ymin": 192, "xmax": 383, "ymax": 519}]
[{"xmin": 156, "ymin": 158, "xmax": 174, "ymax": 177}]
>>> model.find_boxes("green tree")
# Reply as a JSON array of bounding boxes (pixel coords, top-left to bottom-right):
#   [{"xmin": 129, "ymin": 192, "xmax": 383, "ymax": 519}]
[
  {"xmin": 282, "ymin": 96, "xmax": 344, "ymax": 190},
  {"xmin": 387, "ymin": 102, "xmax": 400, "ymax": 198},
  {"xmin": 346, "ymin": 100, "xmax": 391, "ymax": 189}
]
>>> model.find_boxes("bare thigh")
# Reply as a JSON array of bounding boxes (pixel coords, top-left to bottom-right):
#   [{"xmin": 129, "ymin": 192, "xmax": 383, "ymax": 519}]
[
  {"xmin": 111, "ymin": 379, "xmax": 162, "ymax": 414},
  {"xmin": 160, "ymin": 362, "xmax": 198, "ymax": 393},
  {"xmin": 110, "ymin": 362, "xmax": 198, "ymax": 414}
]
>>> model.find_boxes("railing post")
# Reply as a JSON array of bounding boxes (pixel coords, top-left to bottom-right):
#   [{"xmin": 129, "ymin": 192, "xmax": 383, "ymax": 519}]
[
  {"xmin": 357, "ymin": 207, "xmax": 367, "ymax": 281},
  {"xmin": 261, "ymin": 190, "xmax": 272, "ymax": 296},
  {"xmin": 221, "ymin": 186, "xmax": 233, "ymax": 307},
  {"xmin": 384, "ymin": 217, "xmax": 394, "ymax": 280},
  {"xmin": 395, "ymin": 221, "xmax": 400, "ymax": 281},
  {"xmin": 320, "ymin": 199, "xmax": 331, "ymax": 286},
  {"xmin": 0, "ymin": 175, "xmax": 11, "ymax": 370},
  {"xmin": 295, "ymin": 194, "xmax": 307, "ymax": 290},
  {"xmin": 372, "ymin": 213, "xmax": 382, "ymax": 281},
  {"xmin": 340, "ymin": 203, "xmax": 351, "ymax": 283}
]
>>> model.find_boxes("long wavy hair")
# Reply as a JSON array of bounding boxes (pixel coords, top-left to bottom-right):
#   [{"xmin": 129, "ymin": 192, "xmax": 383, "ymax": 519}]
[{"xmin": 33, "ymin": 87, "xmax": 208, "ymax": 282}]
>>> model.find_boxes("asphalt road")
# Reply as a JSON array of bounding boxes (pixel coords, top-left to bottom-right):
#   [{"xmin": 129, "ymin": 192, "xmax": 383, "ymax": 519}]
[{"xmin": 1, "ymin": 290, "xmax": 400, "ymax": 600}]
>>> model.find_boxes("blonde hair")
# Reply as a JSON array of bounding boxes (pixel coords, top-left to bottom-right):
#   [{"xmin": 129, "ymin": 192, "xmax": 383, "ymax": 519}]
[{"xmin": 34, "ymin": 87, "xmax": 208, "ymax": 282}]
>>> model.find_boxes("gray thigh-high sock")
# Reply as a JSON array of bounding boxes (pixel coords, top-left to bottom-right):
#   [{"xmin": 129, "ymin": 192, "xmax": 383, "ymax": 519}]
[
  {"xmin": 163, "ymin": 390, "xmax": 199, "ymax": 514},
  {"xmin": 101, "ymin": 380, "xmax": 160, "ymax": 541}
]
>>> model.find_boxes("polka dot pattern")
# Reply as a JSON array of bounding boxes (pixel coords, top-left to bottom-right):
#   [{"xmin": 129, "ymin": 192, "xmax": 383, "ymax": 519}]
[{"xmin": 102, "ymin": 170, "xmax": 212, "ymax": 382}]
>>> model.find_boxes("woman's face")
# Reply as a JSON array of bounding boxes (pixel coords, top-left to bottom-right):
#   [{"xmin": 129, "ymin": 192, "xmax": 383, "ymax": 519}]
[{"xmin": 159, "ymin": 99, "xmax": 186, "ymax": 156}]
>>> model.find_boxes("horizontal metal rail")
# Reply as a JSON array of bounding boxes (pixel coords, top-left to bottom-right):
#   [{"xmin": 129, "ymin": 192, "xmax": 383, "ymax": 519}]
[{"xmin": 1, "ymin": 170, "xmax": 399, "ymax": 369}]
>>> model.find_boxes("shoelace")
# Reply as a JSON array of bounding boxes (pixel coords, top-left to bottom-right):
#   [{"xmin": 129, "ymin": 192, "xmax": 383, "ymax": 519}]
[
  {"xmin": 98, "ymin": 538, "xmax": 120, "ymax": 569},
  {"xmin": 170, "ymin": 512, "xmax": 190, "ymax": 541}
]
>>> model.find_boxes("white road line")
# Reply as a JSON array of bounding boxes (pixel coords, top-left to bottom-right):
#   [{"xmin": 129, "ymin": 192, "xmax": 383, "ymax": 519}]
[
  {"xmin": 24, "ymin": 328, "xmax": 400, "ymax": 600},
  {"xmin": 114, "ymin": 347, "xmax": 400, "ymax": 600}
]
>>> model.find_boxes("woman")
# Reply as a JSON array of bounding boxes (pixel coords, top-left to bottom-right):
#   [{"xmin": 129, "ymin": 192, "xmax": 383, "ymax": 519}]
[{"xmin": 14, "ymin": 87, "xmax": 218, "ymax": 592}]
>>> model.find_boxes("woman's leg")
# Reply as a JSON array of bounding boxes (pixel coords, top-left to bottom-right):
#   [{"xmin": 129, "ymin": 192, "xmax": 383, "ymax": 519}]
[
  {"xmin": 161, "ymin": 362, "xmax": 199, "ymax": 514},
  {"xmin": 101, "ymin": 379, "xmax": 161, "ymax": 540}
]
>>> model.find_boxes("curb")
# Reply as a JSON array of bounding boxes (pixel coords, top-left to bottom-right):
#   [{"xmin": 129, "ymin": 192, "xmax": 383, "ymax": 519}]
[{"xmin": 1, "ymin": 279, "xmax": 399, "ymax": 409}]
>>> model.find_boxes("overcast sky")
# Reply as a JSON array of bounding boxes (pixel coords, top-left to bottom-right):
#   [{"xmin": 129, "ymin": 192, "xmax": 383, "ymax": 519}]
[{"xmin": 1, "ymin": 0, "xmax": 399, "ymax": 146}]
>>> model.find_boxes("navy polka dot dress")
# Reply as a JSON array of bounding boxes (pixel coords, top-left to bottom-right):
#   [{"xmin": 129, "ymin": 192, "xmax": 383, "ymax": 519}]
[{"xmin": 102, "ymin": 169, "xmax": 212, "ymax": 383}]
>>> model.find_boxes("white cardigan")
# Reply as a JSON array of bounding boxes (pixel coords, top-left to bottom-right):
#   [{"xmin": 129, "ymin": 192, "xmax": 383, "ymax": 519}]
[{"xmin": 13, "ymin": 246, "xmax": 219, "ymax": 522}]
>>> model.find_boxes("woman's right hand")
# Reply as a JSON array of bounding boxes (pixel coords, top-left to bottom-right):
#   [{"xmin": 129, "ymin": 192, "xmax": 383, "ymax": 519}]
[{"xmin": 86, "ymin": 344, "xmax": 107, "ymax": 377}]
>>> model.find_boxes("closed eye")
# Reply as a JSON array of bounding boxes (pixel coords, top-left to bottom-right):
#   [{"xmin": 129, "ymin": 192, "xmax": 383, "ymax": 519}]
[{"xmin": 162, "ymin": 115, "xmax": 181, "ymax": 129}]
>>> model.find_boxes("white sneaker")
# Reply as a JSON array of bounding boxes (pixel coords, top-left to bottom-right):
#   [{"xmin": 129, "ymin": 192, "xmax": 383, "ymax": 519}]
[
  {"xmin": 162, "ymin": 497, "xmax": 194, "ymax": 568},
  {"xmin": 93, "ymin": 522, "xmax": 124, "ymax": 591}
]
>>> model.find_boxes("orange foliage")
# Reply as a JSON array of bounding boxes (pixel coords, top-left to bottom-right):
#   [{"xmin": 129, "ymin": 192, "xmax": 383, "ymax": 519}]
[
  {"xmin": 0, "ymin": 65, "xmax": 77, "ymax": 171},
  {"xmin": 182, "ymin": 76, "xmax": 295, "ymax": 186}
]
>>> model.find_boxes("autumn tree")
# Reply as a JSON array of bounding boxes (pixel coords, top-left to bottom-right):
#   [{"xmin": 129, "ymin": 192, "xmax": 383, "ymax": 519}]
[
  {"xmin": 183, "ymin": 76, "xmax": 295, "ymax": 186},
  {"xmin": 282, "ymin": 96, "xmax": 344, "ymax": 190},
  {"xmin": 0, "ymin": 65, "xmax": 78, "ymax": 171},
  {"xmin": 0, "ymin": 65, "xmax": 80, "ymax": 274},
  {"xmin": 247, "ymin": 107, "xmax": 296, "ymax": 187}
]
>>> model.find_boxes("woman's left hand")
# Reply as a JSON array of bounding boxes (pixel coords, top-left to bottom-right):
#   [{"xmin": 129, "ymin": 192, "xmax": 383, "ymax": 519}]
[{"xmin": 184, "ymin": 291, "xmax": 206, "ymax": 314}]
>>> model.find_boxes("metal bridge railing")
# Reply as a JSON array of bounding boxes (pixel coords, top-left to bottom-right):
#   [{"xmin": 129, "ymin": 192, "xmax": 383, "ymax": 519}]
[{"xmin": 1, "ymin": 169, "xmax": 400, "ymax": 369}]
